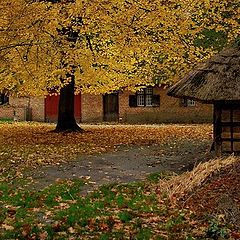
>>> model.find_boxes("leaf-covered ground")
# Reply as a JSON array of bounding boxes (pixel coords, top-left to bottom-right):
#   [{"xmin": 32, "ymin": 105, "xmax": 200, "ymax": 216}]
[
  {"xmin": 183, "ymin": 160, "xmax": 240, "ymax": 239},
  {"xmin": 1, "ymin": 122, "xmax": 239, "ymax": 239},
  {"xmin": 0, "ymin": 122, "xmax": 212, "ymax": 180},
  {"xmin": 1, "ymin": 160, "xmax": 239, "ymax": 239}
]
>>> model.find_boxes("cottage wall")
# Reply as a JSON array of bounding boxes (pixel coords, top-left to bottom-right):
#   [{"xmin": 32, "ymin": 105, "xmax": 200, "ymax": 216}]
[
  {"xmin": 0, "ymin": 105, "xmax": 20, "ymax": 120},
  {"xmin": 28, "ymin": 97, "xmax": 45, "ymax": 121},
  {"xmin": 81, "ymin": 87, "xmax": 212, "ymax": 124},
  {"xmin": 0, "ymin": 97, "xmax": 45, "ymax": 121},
  {"xmin": 0, "ymin": 87, "xmax": 213, "ymax": 123},
  {"xmin": 81, "ymin": 94, "xmax": 103, "ymax": 122},
  {"xmin": 119, "ymin": 87, "xmax": 212, "ymax": 123}
]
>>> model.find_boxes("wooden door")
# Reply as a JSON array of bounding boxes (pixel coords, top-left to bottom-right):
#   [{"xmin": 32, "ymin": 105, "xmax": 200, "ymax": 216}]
[
  {"xmin": 45, "ymin": 94, "xmax": 81, "ymax": 122},
  {"xmin": 103, "ymin": 93, "xmax": 119, "ymax": 122}
]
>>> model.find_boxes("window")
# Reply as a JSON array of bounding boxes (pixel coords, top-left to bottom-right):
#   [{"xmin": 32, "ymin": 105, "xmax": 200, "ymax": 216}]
[
  {"xmin": 0, "ymin": 94, "xmax": 9, "ymax": 105},
  {"xmin": 129, "ymin": 87, "xmax": 160, "ymax": 107},
  {"xmin": 187, "ymin": 99, "xmax": 196, "ymax": 107},
  {"xmin": 136, "ymin": 87, "xmax": 153, "ymax": 107},
  {"xmin": 216, "ymin": 105, "xmax": 240, "ymax": 153},
  {"xmin": 136, "ymin": 89, "xmax": 145, "ymax": 106},
  {"xmin": 181, "ymin": 98, "xmax": 195, "ymax": 107}
]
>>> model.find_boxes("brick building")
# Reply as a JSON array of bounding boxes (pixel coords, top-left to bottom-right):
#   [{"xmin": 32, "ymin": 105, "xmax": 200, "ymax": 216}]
[
  {"xmin": 82, "ymin": 86, "xmax": 212, "ymax": 123},
  {"xmin": 0, "ymin": 94, "xmax": 81, "ymax": 122},
  {"xmin": 0, "ymin": 95, "xmax": 44, "ymax": 122},
  {"xmin": 0, "ymin": 86, "xmax": 212, "ymax": 123}
]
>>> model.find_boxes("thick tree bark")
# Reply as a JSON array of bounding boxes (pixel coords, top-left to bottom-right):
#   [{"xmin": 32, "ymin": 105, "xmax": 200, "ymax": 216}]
[{"xmin": 54, "ymin": 77, "xmax": 83, "ymax": 132}]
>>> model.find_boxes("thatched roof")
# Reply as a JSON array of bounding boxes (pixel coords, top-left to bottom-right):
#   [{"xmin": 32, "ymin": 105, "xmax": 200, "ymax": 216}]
[{"xmin": 168, "ymin": 46, "xmax": 240, "ymax": 102}]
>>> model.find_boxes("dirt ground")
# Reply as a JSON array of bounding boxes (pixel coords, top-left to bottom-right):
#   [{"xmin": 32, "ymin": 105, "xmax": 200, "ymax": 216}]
[{"xmin": 26, "ymin": 136, "xmax": 213, "ymax": 193}]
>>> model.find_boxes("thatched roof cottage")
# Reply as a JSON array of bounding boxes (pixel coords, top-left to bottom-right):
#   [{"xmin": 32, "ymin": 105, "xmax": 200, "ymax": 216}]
[{"xmin": 168, "ymin": 46, "xmax": 240, "ymax": 155}]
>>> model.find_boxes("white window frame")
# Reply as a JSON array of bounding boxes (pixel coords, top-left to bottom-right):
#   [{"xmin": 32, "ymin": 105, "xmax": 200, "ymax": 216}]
[
  {"xmin": 136, "ymin": 87, "xmax": 153, "ymax": 107},
  {"xmin": 187, "ymin": 99, "xmax": 196, "ymax": 107}
]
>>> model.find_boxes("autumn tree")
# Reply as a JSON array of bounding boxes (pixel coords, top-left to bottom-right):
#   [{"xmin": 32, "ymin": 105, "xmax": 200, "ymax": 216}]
[{"xmin": 0, "ymin": 0, "xmax": 239, "ymax": 131}]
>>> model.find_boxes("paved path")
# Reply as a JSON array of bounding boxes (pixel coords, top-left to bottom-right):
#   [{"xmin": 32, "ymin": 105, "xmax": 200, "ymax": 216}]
[{"xmin": 28, "ymin": 140, "xmax": 213, "ymax": 194}]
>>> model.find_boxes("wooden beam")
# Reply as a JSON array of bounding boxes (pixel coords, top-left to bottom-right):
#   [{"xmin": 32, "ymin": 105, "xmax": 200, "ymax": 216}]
[{"xmin": 214, "ymin": 103, "xmax": 222, "ymax": 156}]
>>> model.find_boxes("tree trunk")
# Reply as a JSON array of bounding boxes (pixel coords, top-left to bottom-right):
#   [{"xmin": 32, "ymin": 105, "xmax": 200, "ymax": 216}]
[{"xmin": 55, "ymin": 77, "xmax": 83, "ymax": 132}]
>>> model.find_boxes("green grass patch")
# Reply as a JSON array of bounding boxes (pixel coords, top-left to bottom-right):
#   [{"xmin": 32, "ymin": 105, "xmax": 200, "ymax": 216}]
[
  {"xmin": 0, "ymin": 118, "xmax": 13, "ymax": 123},
  {"xmin": 0, "ymin": 178, "xmax": 221, "ymax": 239}
]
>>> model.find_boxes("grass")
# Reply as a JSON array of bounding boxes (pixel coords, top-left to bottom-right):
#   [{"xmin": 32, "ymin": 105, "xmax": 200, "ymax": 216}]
[
  {"xmin": 3, "ymin": 157, "xmax": 238, "ymax": 240},
  {"xmin": 147, "ymin": 171, "xmax": 176, "ymax": 183},
  {"xmin": 0, "ymin": 177, "xmax": 205, "ymax": 240},
  {"xmin": 1, "ymin": 123, "xmax": 238, "ymax": 239},
  {"xmin": 0, "ymin": 118, "xmax": 13, "ymax": 123},
  {"xmin": 1, "ymin": 162, "xmax": 239, "ymax": 239}
]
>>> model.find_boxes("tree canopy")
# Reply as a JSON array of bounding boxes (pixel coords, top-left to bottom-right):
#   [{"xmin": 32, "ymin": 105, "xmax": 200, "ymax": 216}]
[{"xmin": 0, "ymin": 0, "xmax": 239, "ymax": 96}]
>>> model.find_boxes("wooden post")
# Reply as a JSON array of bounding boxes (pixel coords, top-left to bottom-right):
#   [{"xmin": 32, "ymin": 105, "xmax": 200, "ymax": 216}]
[{"xmin": 214, "ymin": 103, "xmax": 222, "ymax": 157}]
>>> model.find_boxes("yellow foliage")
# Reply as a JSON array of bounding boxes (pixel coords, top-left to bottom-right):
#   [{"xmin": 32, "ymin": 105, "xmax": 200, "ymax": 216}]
[{"xmin": 0, "ymin": 0, "xmax": 239, "ymax": 96}]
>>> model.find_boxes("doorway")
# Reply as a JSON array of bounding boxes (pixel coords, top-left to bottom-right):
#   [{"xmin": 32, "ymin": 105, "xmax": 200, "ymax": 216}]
[
  {"xmin": 103, "ymin": 93, "xmax": 119, "ymax": 122},
  {"xmin": 45, "ymin": 94, "xmax": 81, "ymax": 123}
]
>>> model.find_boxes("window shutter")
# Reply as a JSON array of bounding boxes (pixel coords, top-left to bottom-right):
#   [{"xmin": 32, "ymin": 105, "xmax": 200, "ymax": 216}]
[
  {"xmin": 4, "ymin": 96, "xmax": 9, "ymax": 104},
  {"xmin": 180, "ymin": 98, "xmax": 187, "ymax": 107},
  {"xmin": 129, "ymin": 95, "xmax": 137, "ymax": 107},
  {"xmin": 152, "ymin": 95, "xmax": 160, "ymax": 107},
  {"xmin": 0, "ymin": 94, "xmax": 9, "ymax": 105}
]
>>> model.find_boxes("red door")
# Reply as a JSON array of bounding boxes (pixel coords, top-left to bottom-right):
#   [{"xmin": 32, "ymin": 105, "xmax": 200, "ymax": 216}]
[{"xmin": 45, "ymin": 94, "xmax": 81, "ymax": 122}]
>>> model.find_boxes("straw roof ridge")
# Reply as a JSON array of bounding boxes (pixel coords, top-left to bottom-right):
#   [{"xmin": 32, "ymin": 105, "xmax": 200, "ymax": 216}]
[{"xmin": 168, "ymin": 46, "xmax": 240, "ymax": 102}]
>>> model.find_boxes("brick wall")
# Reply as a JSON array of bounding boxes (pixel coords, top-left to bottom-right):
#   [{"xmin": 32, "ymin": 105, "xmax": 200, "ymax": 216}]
[
  {"xmin": 0, "ymin": 105, "xmax": 16, "ymax": 120},
  {"xmin": 0, "ymin": 96, "xmax": 45, "ymax": 121},
  {"xmin": 0, "ymin": 87, "xmax": 213, "ymax": 124},
  {"xmin": 81, "ymin": 87, "xmax": 212, "ymax": 124},
  {"xmin": 29, "ymin": 97, "xmax": 45, "ymax": 122},
  {"xmin": 119, "ymin": 87, "xmax": 213, "ymax": 123},
  {"xmin": 81, "ymin": 94, "xmax": 103, "ymax": 122},
  {"xmin": 0, "ymin": 105, "xmax": 27, "ymax": 121}
]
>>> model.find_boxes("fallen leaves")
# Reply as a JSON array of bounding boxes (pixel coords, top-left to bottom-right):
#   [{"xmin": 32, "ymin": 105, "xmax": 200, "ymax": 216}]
[
  {"xmin": 0, "ymin": 122, "xmax": 221, "ymax": 239},
  {"xmin": 2, "ymin": 224, "xmax": 14, "ymax": 231},
  {"xmin": 183, "ymin": 160, "xmax": 240, "ymax": 224},
  {"xmin": 0, "ymin": 122, "xmax": 212, "ymax": 180}
]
